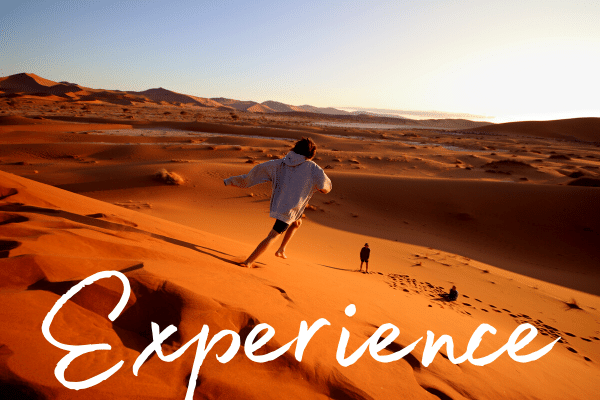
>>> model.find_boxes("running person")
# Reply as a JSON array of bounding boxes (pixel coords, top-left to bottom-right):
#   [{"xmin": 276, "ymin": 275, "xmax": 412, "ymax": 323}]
[{"xmin": 224, "ymin": 137, "xmax": 331, "ymax": 268}]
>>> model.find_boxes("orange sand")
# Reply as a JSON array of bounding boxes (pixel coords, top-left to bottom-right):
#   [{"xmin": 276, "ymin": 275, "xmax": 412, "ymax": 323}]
[{"xmin": 1, "ymin": 88, "xmax": 600, "ymax": 399}]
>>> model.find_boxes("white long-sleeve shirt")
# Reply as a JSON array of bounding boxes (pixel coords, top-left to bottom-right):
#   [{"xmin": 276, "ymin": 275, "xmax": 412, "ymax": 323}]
[{"xmin": 224, "ymin": 151, "xmax": 332, "ymax": 223}]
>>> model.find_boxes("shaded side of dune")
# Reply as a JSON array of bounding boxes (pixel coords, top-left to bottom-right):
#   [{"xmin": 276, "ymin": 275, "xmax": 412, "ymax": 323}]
[
  {"xmin": 465, "ymin": 117, "xmax": 600, "ymax": 142},
  {"xmin": 311, "ymin": 174, "xmax": 600, "ymax": 294}
]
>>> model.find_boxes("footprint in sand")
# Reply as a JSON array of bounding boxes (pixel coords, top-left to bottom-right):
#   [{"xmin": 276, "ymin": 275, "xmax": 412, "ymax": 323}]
[
  {"xmin": 269, "ymin": 285, "xmax": 293, "ymax": 303},
  {"xmin": 0, "ymin": 214, "xmax": 29, "ymax": 225},
  {"xmin": 0, "ymin": 240, "xmax": 21, "ymax": 258}
]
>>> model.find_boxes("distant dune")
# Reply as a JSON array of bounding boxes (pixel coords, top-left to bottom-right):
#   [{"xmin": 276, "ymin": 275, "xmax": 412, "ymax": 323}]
[
  {"xmin": 246, "ymin": 103, "xmax": 276, "ymax": 113},
  {"xmin": 261, "ymin": 100, "xmax": 305, "ymax": 113},
  {"xmin": 465, "ymin": 118, "xmax": 600, "ymax": 142},
  {"xmin": 0, "ymin": 72, "xmax": 60, "ymax": 90},
  {"xmin": 299, "ymin": 105, "xmax": 352, "ymax": 115},
  {"xmin": 211, "ymin": 97, "xmax": 259, "ymax": 112},
  {"xmin": 134, "ymin": 88, "xmax": 222, "ymax": 108},
  {"xmin": 0, "ymin": 73, "xmax": 87, "ymax": 97}
]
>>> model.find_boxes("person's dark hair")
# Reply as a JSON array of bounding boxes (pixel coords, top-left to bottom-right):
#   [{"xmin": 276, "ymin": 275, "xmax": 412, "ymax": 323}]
[{"xmin": 292, "ymin": 137, "xmax": 317, "ymax": 159}]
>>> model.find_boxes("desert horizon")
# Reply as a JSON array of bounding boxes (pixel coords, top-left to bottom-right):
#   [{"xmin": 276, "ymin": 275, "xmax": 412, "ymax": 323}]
[
  {"xmin": 0, "ymin": 72, "xmax": 496, "ymax": 125},
  {"xmin": 1, "ymin": 71, "xmax": 593, "ymax": 125}
]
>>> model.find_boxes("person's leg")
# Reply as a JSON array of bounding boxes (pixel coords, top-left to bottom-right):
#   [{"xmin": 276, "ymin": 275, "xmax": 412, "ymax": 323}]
[
  {"xmin": 359, "ymin": 260, "xmax": 364, "ymax": 271},
  {"xmin": 242, "ymin": 229, "xmax": 281, "ymax": 268},
  {"xmin": 275, "ymin": 219, "xmax": 302, "ymax": 259},
  {"xmin": 365, "ymin": 260, "xmax": 368, "ymax": 273}
]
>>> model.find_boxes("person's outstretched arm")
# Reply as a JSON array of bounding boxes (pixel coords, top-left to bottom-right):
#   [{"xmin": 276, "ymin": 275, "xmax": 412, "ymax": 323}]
[
  {"xmin": 224, "ymin": 161, "xmax": 275, "ymax": 188},
  {"xmin": 313, "ymin": 167, "xmax": 332, "ymax": 193}
]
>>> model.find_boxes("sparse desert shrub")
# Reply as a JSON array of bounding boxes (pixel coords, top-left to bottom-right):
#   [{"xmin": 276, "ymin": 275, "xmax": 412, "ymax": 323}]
[{"xmin": 154, "ymin": 169, "xmax": 184, "ymax": 185}]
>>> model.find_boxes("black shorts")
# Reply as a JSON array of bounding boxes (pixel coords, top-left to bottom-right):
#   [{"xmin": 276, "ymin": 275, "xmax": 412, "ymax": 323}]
[
  {"xmin": 361, "ymin": 259, "xmax": 368, "ymax": 263},
  {"xmin": 273, "ymin": 219, "xmax": 290, "ymax": 234}
]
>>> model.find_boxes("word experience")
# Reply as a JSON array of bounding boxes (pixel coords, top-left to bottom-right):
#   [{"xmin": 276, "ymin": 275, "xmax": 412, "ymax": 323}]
[{"xmin": 42, "ymin": 271, "xmax": 560, "ymax": 400}]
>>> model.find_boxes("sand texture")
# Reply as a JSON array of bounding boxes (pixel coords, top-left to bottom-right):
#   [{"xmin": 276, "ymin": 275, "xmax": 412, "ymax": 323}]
[{"xmin": 1, "ymin": 84, "xmax": 600, "ymax": 399}]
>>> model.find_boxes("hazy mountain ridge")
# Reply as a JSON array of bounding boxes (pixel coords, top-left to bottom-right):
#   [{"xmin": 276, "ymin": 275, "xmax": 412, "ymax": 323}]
[
  {"xmin": 0, "ymin": 73, "xmax": 491, "ymax": 124},
  {"xmin": 0, "ymin": 73, "xmax": 353, "ymax": 116}
]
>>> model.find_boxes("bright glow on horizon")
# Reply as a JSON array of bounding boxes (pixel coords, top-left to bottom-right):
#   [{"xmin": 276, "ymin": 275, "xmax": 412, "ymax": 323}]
[{"xmin": 1, "ymin": 0, "xmax": 599, "ymax": 123}]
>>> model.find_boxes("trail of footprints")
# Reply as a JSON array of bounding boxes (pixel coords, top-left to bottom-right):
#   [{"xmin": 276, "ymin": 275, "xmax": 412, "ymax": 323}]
[
  {"xmin": 2, "ymin": 205, "xmax": 598, "ymax": 365},
  {"xmin": 386, "ymin": 273, "xmax": 598, "ymax": 363}
]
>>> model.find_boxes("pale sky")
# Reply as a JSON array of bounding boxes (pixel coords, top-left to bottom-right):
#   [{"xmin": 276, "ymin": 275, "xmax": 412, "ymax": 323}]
[{"xmin": 1, "ymin": 0, "xmax": 599, "ymax": 122}]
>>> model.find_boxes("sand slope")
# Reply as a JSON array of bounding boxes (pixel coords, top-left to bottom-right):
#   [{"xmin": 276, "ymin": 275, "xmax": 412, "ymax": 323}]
[
  {"xmin": 465, "ymin": 118, "xmax": 600, "ymax": 142},
  {"xmin": 1, "ymin": 164, "xmax": 599, "ymax": 400},
  {"xmin": 1, "ymin": 104, "xmax": 599, "ymax": 400}
]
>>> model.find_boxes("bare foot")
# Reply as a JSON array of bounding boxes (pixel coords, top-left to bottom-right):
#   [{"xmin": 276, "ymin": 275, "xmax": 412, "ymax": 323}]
[
  {"xmin": 275, "ymin": 250, "xmax": 287, "ymax": 259},
  {"xmin": 240, "ymin": 261, "xmax": 256, "ymax": 268}
]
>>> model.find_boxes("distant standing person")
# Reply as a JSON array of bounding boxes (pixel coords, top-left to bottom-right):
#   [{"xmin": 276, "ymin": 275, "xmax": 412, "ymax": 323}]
[
  {"xmin": 360, "ymin": 243, "xmax": 370, "ymax": 272},
  {"xmin": 224, "ymin": 137, "xmax": 332, "ymax": 268}
]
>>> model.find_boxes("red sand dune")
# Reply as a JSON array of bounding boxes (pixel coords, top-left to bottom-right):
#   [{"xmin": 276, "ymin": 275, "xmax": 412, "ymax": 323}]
[
  {"xmin": 2, "ymin": 166, "xmax": 599, "ymax": 400},
  {"xmin": 135, "ymin": 88, "xmax": 223, "ymax": 108},
  {"xmin": 465, "ymin": 118, "xmax": 600, "ymax": 142},
  {"xmin": 1, "ymin": 94, "xmax": 599, "ymax": 400}
]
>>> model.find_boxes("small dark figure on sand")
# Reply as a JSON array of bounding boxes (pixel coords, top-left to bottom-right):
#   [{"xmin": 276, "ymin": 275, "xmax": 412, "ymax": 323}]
[
  {"xmin": 442, "ymin": 285, "xmax": 459, "ymax": 301},
  {"xmin": 359, "ymin": 243, "xmax": 370, "ymax": 273}
]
